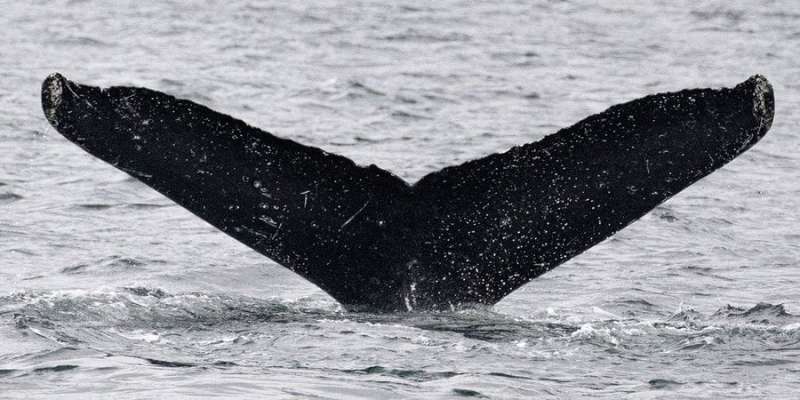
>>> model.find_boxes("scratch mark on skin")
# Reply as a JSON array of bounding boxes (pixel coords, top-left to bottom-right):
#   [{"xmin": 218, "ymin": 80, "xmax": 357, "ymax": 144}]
[
  {"xmin": 119, "ymin": 166, "xmax": 153, "ymax": 179},
  {"xmin": 243, "ymin": 226, "xmax": 271, "ymax": 240},
  {"xmin": 63, "ymin": 79, "xmax": 97, "ymax": 112},
  {"xmin": 341, "ymin": 199, "xmax": 370, "ymax": 229},
  {"xmin": 259, "ymin": 215, "xmax": 278, "ymax": 228},
  {"xmin": 271, "ymin": 223, "xmax": 282, "ymax": 239},
  {"xmin": 300, "ymin": 190, "xmax": 310, "ymax": 209}
]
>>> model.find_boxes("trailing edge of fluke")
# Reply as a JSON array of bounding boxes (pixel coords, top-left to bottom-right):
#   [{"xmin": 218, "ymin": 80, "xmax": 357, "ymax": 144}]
[{"xmin": 41, "ymin": 73, "xmax": 774, "ymax": 311}]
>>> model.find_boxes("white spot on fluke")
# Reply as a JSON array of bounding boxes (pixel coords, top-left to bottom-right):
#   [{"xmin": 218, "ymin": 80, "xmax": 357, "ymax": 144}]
[
  {"xmin": 44, "ymin": 74, "xmax": 64, "ymax": 122},
  {"xmin": 749, "ymin": 75, "xmax": 774, "ymax": 138}
]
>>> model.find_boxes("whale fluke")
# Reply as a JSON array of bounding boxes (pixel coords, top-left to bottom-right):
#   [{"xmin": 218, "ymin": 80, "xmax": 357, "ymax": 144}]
[{"xmin": 42, "ymin": 73, "xmax": 774, "ymax": 311}]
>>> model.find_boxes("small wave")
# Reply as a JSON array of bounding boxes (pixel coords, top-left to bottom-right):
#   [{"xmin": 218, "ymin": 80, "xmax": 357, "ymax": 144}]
[
  {"xmin": 674, "ymin": 335, "xmax": 724, "ymax": 351},
  {"xmin": 349, "ymin": 81, "xmax": 385, "ymax": 97},
  {"xmin": 396, "ymin": 5, "xmax": 432, "ymax": 13},
  {"xmin": 345, "ymin": 365, "xmax": 460, "ymax": 382},
  {"xmin": 123, "ymin": 286, "xmax": 169, "ymax": 298},
  {"xmin": 381, "ymin": 29, "xmax": 471, "ymax": 43},
  {"xmin": 60, "ymin": 256, "xmax": 154, "ymax": 275},
  {"xmin": 487, "ymin": 371, "xmax": 531, "ymax": 380},
  {"xmin": 0, "ymin": 365, "xmax": 79, "ymax": 379},
  {"xmin": 679, "ymin": 265, "xmax": 735, "ymax": 282},
  {"xmin": 353, "ymin": 136, "xmax": 389, "ymax": 144},
  {"xmin": 52, "ymin": 36, "xmax": 112, "ymax": 47},
  {"xmin": 73, "ymin": 203, "xmax": 116, "ymax": 210},
  {"xmin": 731, "ymin": 358, "xmax": 795, "ymax": 366},
  {"xmin": 422, "ymin": 93, "xmax": 460, "ymax": 104},
  {"xmin": 144, "ymin": 358, "xmax": 195, "ymax": 368},
  {"xmin": 452, "ymin": 388, "xmax": 488, "ymax": 398},
  {"xmin": 658, "ymin": 212, "xmax": 678, "ymax": 222},
  {"xmin": 124, "ymin": 202, "xmax": 174, "ymax": 209},
  {"xmin": 615, "ymin": 298, "xmax": 657, "ymax": 308},
  {"xmin": 667, "ymin": 303, "xmax": 796, "ymax": 328},
  {"xmin": 408, "ymin": 314, "xmax": 577, "ymax": 342},
  {"xmin": 665, "ymin": 308, "xmax": 704, "ymax": 324},
  {"xmin": 60, "ymin": 264, "xmax": 89, "ymax": 274},
  {"xmin": 0, "ymin": 192, "xmax": 23, "ymax": 204},
  {"xmin": 712, "ymin": 303, "xmax": 790, "ymax": 322},
  {"xmin": 390, "ymin": 110, "xmax": 432, "ymax": 120},
  {"xmin": 32, "ymin": 364, "xmax": 79, "ymax": 373},
  {"xmin": 648, "ymin": 378, "xmax": 685, "ymax": 389},
  {"xmin": 570, "ymin": 323, "xmax": 621, "ymax": 347},
  {"xmin": 690, "ymin": 8, "xmax": 744, "ymax": 22},
  {"xmin": 158, "ymin": 78, "xmax": 186, "ymax": 88},
  {"xmin": 314, "ymin": 79, "xmax": 389, "ymax": 102}
]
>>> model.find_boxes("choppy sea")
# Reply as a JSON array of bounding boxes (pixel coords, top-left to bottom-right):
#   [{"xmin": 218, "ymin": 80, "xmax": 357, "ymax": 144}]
[{"xmin": 2, "ymin": 1, "xmax": 799, "ymax": 398}]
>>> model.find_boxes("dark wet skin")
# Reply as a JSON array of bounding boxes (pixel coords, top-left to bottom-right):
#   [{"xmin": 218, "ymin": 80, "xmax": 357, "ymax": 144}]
[{"xmin": 42, "ymin": 73, "xmax": 774, "ymax": 311}]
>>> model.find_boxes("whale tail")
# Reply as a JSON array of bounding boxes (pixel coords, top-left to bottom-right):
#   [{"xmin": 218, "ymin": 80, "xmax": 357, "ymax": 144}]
[{"xmin": 42, "ymin": 74, "xmax": 773, "ymax": 311}]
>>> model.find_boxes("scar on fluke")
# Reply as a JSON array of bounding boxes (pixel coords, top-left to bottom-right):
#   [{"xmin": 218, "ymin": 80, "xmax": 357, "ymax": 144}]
[
  {"xmin": 341, "ymin": 199, "xmax": 370, "ymax": 229},
  {"xmin": 42, "ymin": 73, "xmax": 773, "ymax": 311}
]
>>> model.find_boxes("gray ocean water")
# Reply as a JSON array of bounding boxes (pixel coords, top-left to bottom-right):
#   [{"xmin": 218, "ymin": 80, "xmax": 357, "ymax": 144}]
[{"xmin": 1, "ymin": 1, "xmax": 799, "ymax": 398}]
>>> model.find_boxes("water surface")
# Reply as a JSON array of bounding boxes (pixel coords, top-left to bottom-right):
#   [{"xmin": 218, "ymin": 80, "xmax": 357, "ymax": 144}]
[{"xmin": 1, "ymin": 1, "xmax": 799, "ymax": 398}]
